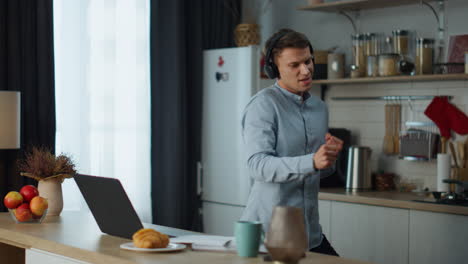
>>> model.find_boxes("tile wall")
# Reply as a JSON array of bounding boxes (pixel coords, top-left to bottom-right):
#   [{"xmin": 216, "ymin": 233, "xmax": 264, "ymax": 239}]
[{"xmin": 319, "ymin": 80, "xmax": 468, "ymax": 190}]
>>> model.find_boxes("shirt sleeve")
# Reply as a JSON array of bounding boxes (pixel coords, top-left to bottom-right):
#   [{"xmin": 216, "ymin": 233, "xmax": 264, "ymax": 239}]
[
  {"xmin": 242, "ymin": 95, "xmax": 316, "ymax": 183},
  {"xmin": 318, "ymin": 104, "xmax": 336, "ymax": 179},
  {"xmin": 319, "ymin": 166, "xmax": 335, "ymax": 179},
  {"xmin": 317, "ymin": 103, "xmax": 336, "ymax": 179}
]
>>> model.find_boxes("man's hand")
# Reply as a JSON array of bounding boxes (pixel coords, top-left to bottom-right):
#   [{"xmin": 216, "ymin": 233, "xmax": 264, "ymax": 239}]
[
  {"xmin": 325, "ymin": 133, "xmax": 344, "ymax": 152},
  {"xmin": 313, "ymin": 133, "xmax": 344, "ymax": 170}
]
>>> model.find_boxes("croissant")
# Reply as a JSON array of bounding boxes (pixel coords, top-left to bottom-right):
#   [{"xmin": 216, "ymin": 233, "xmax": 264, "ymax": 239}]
[{"xmin": 132, "ymin": 228, "xmax": 169, "ymax": 249}]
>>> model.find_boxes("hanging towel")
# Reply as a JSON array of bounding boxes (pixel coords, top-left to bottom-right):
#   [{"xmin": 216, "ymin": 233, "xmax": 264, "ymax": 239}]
[{"xmin": 424, "ymin": 96, "xmax": 468, "ymax": 138}]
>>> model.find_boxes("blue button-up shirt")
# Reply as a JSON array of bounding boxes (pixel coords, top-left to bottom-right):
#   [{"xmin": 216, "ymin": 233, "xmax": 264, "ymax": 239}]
[{"xmin": 241, "ymin": 83, "xmax": 334, "ymax": 249}]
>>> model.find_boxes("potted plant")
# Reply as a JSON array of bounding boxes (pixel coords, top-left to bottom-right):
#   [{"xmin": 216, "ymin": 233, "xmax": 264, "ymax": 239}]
[{"xmin": 18, "ymin": 147, "xmax": 76, "ymax": 216}]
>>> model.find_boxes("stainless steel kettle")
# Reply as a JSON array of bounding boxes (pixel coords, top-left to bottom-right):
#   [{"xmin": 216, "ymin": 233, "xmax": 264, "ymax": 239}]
[{"xmin": 346, "ymin": 146, "xmax": 372, "ymax": 190}]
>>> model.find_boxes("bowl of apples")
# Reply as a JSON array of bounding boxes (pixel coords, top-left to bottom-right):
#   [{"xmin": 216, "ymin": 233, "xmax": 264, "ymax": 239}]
[{"xmin": 4, "ymin": 185, "xmax": 48, "ymax": 223}]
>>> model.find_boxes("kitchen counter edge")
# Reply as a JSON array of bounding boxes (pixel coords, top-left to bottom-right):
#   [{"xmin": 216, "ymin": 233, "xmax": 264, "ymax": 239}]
[{"xmin": 319, "ymin": 189, "xmax": 468, "ymax": 216}]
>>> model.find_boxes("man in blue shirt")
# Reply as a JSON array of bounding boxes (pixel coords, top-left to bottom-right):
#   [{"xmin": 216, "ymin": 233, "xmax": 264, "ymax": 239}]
[{"xmin": 241, "ymin": 28, "xmax": 343, "ymax": 256}]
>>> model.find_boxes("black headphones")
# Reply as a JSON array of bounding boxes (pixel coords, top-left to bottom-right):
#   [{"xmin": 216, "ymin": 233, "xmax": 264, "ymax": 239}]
[{"xmin": 263, "ymin": 31, "xmax": 314, "ymax": 79}]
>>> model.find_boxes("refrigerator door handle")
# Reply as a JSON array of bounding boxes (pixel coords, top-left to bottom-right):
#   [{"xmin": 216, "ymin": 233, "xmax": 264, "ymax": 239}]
[{"xmin": 197, "ymin": 161, "xmax": 203, "ymax": 196}]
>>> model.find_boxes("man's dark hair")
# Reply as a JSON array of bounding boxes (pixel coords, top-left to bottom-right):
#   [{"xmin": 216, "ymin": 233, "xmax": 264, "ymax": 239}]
[{"xmin": 265, "ymin": 28, "xmax": 312, "ymax": 60}]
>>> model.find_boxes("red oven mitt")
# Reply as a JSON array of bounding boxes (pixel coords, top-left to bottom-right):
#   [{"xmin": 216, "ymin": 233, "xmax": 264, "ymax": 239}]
[{"xmin": 424, "ymin": 96, "xmax": 468, "ymax": 138}]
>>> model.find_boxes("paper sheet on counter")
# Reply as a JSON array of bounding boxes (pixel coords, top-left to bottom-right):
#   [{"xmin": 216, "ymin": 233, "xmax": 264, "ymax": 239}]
[{"xmin": 170, "ymin": 235, "xmax": 267, "ymax": 253}]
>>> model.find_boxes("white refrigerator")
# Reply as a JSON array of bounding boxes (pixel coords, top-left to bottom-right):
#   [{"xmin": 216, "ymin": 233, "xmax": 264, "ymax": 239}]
[{"xmin": 199, "ymin": 46, "xmax": 273, "ymax": 236}]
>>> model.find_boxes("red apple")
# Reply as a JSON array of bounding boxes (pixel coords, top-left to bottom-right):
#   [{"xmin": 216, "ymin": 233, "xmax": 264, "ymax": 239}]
[
  {"xmin": 3, "ymin": 191, "xmax": 23, "ymax": 209},
  {"xmin": 15, "ymin": 207, "xmax": 33, "ymax": 222},
  {"xmin": 30, "ymin": 196, "xmax": 48, "ymax": 217},
  {"xmin": 19, "ymin": 185, "xmax": 39, "ymax": 202},
  {"xmin": 17, "ymin": 203, "xmax": 30, "ymax": 210}
]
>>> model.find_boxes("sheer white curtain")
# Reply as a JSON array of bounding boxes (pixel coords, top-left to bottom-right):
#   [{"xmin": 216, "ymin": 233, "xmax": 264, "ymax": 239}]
[{"xmin": 54, "ymin": 0, "xmax": 152, "ymax": 222}]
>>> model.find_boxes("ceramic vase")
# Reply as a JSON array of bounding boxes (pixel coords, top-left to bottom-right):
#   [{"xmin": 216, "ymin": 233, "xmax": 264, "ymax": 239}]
[
  {"xmin": 264, "ymin": 206, "xmax": 307, "ymax": 264},
  {"xmin": 38, "ymin": 177, "xmax": 63, "ymax": 216}
]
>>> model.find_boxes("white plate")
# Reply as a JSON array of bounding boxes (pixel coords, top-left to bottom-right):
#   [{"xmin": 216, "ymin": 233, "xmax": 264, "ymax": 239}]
[{"xmin": 120, "ymin": 242, "xmax": 187, "ymax": 252}]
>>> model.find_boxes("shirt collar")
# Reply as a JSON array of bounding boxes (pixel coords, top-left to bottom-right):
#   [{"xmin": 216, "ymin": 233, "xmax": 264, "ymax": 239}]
[{"xmin": 274, "ymin": 82, "xmax": 311, "ymax": 103}]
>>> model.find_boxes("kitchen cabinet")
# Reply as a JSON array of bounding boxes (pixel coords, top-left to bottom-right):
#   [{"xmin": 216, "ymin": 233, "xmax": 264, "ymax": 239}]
[
  {"xmin": 320, "ymin": 196, "xmax": 468, "ymax": 264},
  {"xmin": 409, "ymin": 210, "xmax": 468, "ymax": 264},
  {"xmin": 202, "ymin": 201, "xmax": 245, "ymax": 236},
  {"xmin": 329, "ymin": 201, "xmax": 409, "ymax": 264},
  {"xmin": 26, "ymin": 249, "xmax": 88, "ymax": 264},
  {"xmin": 318, "ymin": 200, "xmax": 331, "ymax": 237}
]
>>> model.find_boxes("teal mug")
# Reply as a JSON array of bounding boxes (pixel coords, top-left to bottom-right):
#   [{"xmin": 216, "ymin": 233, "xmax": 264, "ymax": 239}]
[{"xmin": 234, "ymin": 220, "xmax": 263, "ymax": 257}]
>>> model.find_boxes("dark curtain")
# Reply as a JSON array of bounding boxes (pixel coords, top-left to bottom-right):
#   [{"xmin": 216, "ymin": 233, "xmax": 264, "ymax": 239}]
[
  {"xmin": 0, "ymin": 0, "xmax": 56, "ymax": 212},
  {"xmin": 150, "ymin": 0, "xmax": 240, "ymax": 231}
]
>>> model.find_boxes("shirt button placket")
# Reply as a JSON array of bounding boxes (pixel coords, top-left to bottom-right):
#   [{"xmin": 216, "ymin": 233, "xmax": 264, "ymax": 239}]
[{"xmin": 300, "ymin": 103, "xmax": 308, "ymax": 153}]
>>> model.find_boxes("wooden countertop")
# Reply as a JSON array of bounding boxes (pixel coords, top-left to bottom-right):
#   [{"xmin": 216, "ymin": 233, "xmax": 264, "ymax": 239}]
[
  {"xmin": 0, "ymin": 212, "xmax": 370, "ymax": 264},
  {"xmin": 319, "ymin": 189, "xmax": 468, "ymax": 216}
]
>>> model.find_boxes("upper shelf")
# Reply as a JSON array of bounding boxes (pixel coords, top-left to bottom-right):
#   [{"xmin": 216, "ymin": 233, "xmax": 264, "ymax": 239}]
[
  {"xmin": 312, "ymin": 73, "xmax": 468, "ymax": 84},
  {"xmin": 297, "ymin": 0, "xmax": 434, "ymax": 12}
]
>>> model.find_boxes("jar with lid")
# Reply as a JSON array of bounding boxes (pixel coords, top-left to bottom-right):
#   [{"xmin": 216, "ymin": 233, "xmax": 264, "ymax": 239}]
[
  {"xmin": 327, "ymin": 53, "xmax": 345, "ymax": 79},
  {"xmin": 378, "ymin": 54, "xmax": 400, "ymax": 76},
  {"xmin": 383, "ymin": 36, "xmax": 393, "ymax": 54},
  {"xmin": 392, "ymin": 30, "xmax": 410, "ymax": 55},
  {"xmin": 365, "ymin": 33, "xmax": 380, "ymax": 56},
  {"xmin": 351, "ymin": 34, "xmax": 366, "ymax": 77},
  {"xmin": 415, "ymin": 38, "xmax": 434, "ymax": 75},
  {"xmin": 367, "ymin": 55, "xmax": 379, "ymax": 77},
  {"xmin": 350, "ymin": 65, "xmax": 361, "ymax": 78},
  {"xmin": 365, "ymin": 33, "xmax": 382, "ymax": 77}
]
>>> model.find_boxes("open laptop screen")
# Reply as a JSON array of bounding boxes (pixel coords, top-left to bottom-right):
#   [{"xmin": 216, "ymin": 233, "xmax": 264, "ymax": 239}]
[{"xmin": 74, "ymin": 174, "xmax": 144, "ymax": 239}]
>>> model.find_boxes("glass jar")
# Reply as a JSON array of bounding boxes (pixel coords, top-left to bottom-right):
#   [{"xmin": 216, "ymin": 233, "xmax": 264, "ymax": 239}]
[
  {"xmin": 362, "ymin": 33, "xmax": 371, "ymax": 56},
  {"xmin": 392, "ymin": 30, "xmax": 410, "ymax": 55},
  {"xmin": 383, "ymin": 36, "xmax": 393, "ymax": 54},
  {"xmin": 367, "ymin": 55, "xmax": 379, "ymax": 77},
  {"xmin": 378, "ymin": 54, "xmax": 400, "ymax": 76},
  {"xmin": 350, "ymin": 65, "xmax": 361, "ymax": 78},
  {"xmin": 327, "ymin": 53, "xmax": 345, "ymax": 79},
  {"xmin": 415, "ymin": 38, "xmax": 434, "ymax": 75},
  {"xmin": 365, "ymin": 33, "xmax": 380, "ymax": 56},
  {"xmin": 352, "ymin": 34, "xmax": 366, "ymax": 77}
]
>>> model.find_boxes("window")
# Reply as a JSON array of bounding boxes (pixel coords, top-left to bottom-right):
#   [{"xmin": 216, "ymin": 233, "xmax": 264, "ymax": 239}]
[{"xmin": 54, "ymin": 0, "xmax": 151, "ymax": 222}]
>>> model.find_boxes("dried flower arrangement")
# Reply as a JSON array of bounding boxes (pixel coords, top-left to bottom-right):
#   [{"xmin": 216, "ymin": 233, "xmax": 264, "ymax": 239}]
[{"xmin": 18, "ymin": 147, "xmax": 76, "ymax": 182}]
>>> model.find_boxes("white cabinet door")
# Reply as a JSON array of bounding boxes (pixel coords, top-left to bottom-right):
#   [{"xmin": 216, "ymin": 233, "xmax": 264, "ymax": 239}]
[
  {"xmin": 26, "ymin": 249, "xmax": 88, "ymax": 264},
  {"xmin": 202, "ymin": 201, "xmax": 245, "ymax": 236},
  {"xmin": 318, "ymin": 200, "xmax": 331, "ymax": 237},
  {"xmin": 409, "ymin": 210, "xmax": 468, "ymax": 264},
  {"xmin": 330, "ymin": 201, "xmax": 409, "ymax": 264}
]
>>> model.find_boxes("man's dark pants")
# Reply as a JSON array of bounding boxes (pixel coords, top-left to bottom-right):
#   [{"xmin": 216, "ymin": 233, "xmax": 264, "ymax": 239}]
[{"xmin": 309, "ymin": 235, "xmax": 339, "ymax": 256}]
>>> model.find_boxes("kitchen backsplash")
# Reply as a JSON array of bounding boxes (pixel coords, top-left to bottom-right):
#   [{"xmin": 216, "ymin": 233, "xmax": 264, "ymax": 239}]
[{"xmin": 320, "ymin": 80, "xmax": 468, "ymax": 191}]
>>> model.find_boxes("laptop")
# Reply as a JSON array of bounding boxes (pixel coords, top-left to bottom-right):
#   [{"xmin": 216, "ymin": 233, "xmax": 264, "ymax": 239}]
[{"xmin": 74, "ymin": 174, "xmax": 144, "ymax": 239}]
